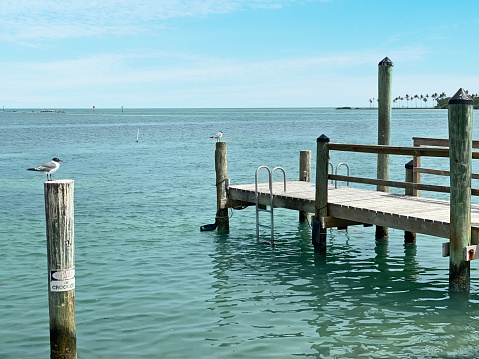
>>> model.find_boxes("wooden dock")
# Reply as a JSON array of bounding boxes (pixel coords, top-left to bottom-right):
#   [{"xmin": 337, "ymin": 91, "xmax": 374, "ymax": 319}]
[
  {"xmin": 210, "ymin": 74, "xmax": 477, "ymax": 292},
  {"xmin": 227, "ymin": 181, "xmax": 479, "ymax": 241}
]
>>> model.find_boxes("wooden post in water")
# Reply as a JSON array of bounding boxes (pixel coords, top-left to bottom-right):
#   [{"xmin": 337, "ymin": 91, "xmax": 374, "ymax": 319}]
[
  {"xmin": 44, "ymin": 180, "xmax": 76, "ymax": 359},
  {"xmin": 215, "ymin": 141, "xmax": 229, "ymax": 232},
  {"xmin": 448, "ymin": 88, "xmax": 473, "ymax": 293},
  {"xmin": 376, "ymin": 56, "xmax": 393, "ymax": 240},
  {"xmin": 404, "ymin": 160, "xmax": 416, "ymax": 243},
  {"xmin": 313, "ymin": 135, "xmax": 329, "ymax": 254},
  {"xmin": 299, "ymin": 150, "xmax": 311, "ymax": 223}
]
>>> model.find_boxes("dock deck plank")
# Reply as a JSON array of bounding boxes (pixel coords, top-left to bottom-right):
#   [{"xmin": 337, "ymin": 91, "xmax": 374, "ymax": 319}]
[{"xmin": 228, "ymin": 181, "xmax": 479, "ymax": 239}]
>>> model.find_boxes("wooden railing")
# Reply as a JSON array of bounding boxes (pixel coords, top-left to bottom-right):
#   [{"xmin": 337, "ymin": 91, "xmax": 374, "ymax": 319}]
[
  {"xmin": 412, "ymin": 138, "xmax": 479, "ymax": 196},
  {"xmin": 326, "ymin": 139, "xmax": 479, "ymax": 196}
]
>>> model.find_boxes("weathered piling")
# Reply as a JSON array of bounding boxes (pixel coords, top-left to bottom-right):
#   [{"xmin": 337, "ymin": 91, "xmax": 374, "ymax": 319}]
[
  {"xmin": 215, "ymin": 141, "xmax": 229, "ymax": 232},
  {"xmin": 44, "ymin": 180, "xmax": 76, "ymax": 359},
  {"xmin": 299, "ymin": 150, "xmax": 311, "ymax": 223},
  {"xmin": 404, "ymin": 160, "xmax": 416, "ymax": 243},
  {"xmin": 376, "ymin": 56, "xmax": 393, "ymax": 240},
  {"xmin": 448, "ymin": 88, "xmax": 473, "ymax": 292},
  {"xmin": 313, "ymin": 135, "xmax": 329, "ymax": 254}
]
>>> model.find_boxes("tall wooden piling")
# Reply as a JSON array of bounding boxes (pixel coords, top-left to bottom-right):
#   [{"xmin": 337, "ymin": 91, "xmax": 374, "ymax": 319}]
[
  {"xmin": 44, "ymin": 180, "xmax": 76, "ymax": 359},
  {"xmin": 313, "ymin": 135, "xmax": 329, "ymax": 254},
  {"xmin": 215, "ymin": 141, "xmax": 229, "ymax": 232},
  {"xmin": 448, "ymin": 88, "xmax": 473, "ymax": 292},
  {"xmin": 299, "ymin": 150, "xmax": 311, "ymax": 223},
  {"xmin": 404, "ymin": 160, "xmax": 416, "ymax": 243},
  {"xmin": 376, "ymin": 56, "xmax": 393, "ymax": 240}
]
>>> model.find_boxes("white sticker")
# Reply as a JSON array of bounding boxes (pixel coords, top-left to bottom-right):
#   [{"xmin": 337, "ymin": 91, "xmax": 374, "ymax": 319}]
[{"xmin": 50, "ymin": 267, "xmax": 75, "ymax": 292}]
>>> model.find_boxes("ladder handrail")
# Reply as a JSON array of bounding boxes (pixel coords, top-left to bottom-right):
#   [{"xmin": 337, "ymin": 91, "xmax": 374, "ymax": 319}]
[
  {"xmin": 335, "ymin": 162, "xmax": 350, "ymax": 188},
  {"xmin": 255, "ymin": 166, "xmax": 274, "ymax": 242},
  {"xmin": 254, "ymin": 166, "xmax": 287, "ymax": 244},
  {"xmin": 272, "ymin": 167, "xmax": 287, "ymax": 192},
  {"xmin": 255, "ymin": 165, "xmax": 273, "ymax": 200}
]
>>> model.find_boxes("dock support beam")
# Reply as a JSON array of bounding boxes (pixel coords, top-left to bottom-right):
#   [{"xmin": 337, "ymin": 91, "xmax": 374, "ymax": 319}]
[
  {"xmin": 404, "ymin": 160, "xmax": 416, "ymax": 243},
  {"xmin": 448, "ymin": 88, "xmax": 473, "ymax": 293},
  {"xmin": 215, "ymin": 141, "xmax": 229, "ymax": 232},
  {"xmin": 376, "ymin": 56, "xmax": 393, "ymax": 240},
  {"xmin": 314, "ymin": 135, "xmax": 329, "ymax": 254},
  {"xmin": 45, "ymin": 180, "xmax": 76, "ymax": 359},
  {"xmin": 299, "ymin": 150, "xmax": 311, "ymax": 223}
]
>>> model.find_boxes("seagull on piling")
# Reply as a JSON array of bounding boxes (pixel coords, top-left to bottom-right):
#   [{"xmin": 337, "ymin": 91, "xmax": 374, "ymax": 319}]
[
  {"xmin": 211, "ymin": 131, "xmax": 223, "ymax": 142},
  {"xmin": 28, "ymin": 158, "xmax": 63, "ymax": 181}
]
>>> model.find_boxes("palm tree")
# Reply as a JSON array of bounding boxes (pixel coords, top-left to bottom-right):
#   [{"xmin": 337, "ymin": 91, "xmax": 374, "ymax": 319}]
[
  {"xmin": 405, "ymin": 94, "xmax": 410, "ymax": 108},
  {"xmin": 426, "ymin": 94, "xmax": 429, "ymax": 108},
  {"xmin": 369, "ymin": 99, "xmax": 373, "ymax": 109},
  {"xmin": 414, "ymin": 94, "xmax": 419, "ymax": 108},
  {"xmin": 420, "ymin": 95, "xmax": 424, "ymax": 108}
]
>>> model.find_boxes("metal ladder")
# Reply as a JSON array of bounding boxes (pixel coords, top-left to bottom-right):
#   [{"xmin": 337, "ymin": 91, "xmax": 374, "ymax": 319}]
[
  {"xmin": 255, "ymin": 166, "xmax": 286, "ymax": 243},
  {"xmin": 334, "ymin": 162, "xmax": 350, "ymax": 188}
]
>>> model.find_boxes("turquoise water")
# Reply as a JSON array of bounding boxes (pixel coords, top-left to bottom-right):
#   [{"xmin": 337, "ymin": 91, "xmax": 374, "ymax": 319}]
[{"xmin": 1, "ymin": 108, "xmax": 479, "ymax": 358}]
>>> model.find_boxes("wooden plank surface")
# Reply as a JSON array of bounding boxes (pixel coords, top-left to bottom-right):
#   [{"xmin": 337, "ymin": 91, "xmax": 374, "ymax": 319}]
[{"xmin": 228, "ymin": 181, "xmax": 479, "ymax": 239}]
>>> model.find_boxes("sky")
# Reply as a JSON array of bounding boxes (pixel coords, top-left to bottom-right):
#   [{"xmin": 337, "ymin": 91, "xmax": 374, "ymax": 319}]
[{"xmin": 1, "ymin": 0, "xmax": 479, "ymax": 108}]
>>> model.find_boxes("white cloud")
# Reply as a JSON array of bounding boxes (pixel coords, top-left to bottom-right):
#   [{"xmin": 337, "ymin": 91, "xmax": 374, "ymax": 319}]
[
  {"xmin": 0, "ymin": 0, "xmax": 324, "ymax": 42},
  {"xmin": 1, "ymin": 45, "xmax": 433, "ymax": 108}
]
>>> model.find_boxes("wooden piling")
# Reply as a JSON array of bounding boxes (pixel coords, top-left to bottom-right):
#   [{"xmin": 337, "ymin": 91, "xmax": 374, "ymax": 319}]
[
  {"xmin": 215, "ymin": 141, "xmax": 229, "ymax": 232},
  {"xmin": 376, "ymin": 56, "xmax": 393, "ymax": 240},
  {"xmin": 44, "ymin": 180, "xmax": 76, "ymax": 359},
  {"xmin": 448, "ymin": 88, "xmax": 473, "ymax": 292},
  {"xmin": 299, "ymin": 150, "xmax": 311, "ymax": 223},
  {"xmin": 404, "ymin": 160, "xmax": 416, "ymax": 243},
  {"xmin": 314, "ymin": 135, "xmax": 329, "ymax": 254}
]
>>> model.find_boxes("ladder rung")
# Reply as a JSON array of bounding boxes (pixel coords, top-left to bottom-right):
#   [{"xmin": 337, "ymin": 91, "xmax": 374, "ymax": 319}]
[
  {"xmin": 257, "ymin": 224, "xmax": 272, "ymax": 229},
  {"xmin": 257, "ymin": 208, "xmax": 271, "ymax": 213}
]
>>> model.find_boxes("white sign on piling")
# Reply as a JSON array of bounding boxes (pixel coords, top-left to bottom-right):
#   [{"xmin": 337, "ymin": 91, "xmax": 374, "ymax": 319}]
[{"xmin": 50, "ymin": 267, "xmax": 75, "ymax": 292}]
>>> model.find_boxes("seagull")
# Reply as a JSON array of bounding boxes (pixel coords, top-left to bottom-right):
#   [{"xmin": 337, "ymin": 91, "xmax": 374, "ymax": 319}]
[
  {"xmin": 28, "ymin": 158, "xmax": 63, "ymax": 181},
  {"xmin": 210, "ymin": 131, "xmax": 223, "ymax": 142}
]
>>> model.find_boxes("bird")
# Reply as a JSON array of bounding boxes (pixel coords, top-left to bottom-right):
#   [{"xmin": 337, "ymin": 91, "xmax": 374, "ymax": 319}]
[
  {"xmin": 210, "ymin": 131, "xmax": 223, "ymax": 142},
  {"xmin": 27, "ymin": 158, "xmax": 63, "ymax": 181}
]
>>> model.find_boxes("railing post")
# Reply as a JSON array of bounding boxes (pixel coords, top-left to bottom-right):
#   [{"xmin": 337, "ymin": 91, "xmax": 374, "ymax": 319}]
[
  {"xmin": 412, "ymin": 138, "xmax": 421, "ymax": 197},
  {"xmin": 215, "ymin": 141, "xmax": 229, "ymax": 232},
  {"xmin": 313, "ymin": 135, "xmax": 329, "ymax": 254},
  {"xmin": 376, "ymin": 56, "xmax": 393, "ymax": 240},
  {"xmin": 404, "ymin": 160, "xmax": 416, "ymax": 243},
  {"xmin": 45, "ymin": 180, "xmax": 76, "ymax": 359},
  {"xmin": 299, "ymin": 150, "xmax": 311, "ymax": 223},
  {"xmin": 448, "ymin": 88, "xmax": 473, "ymax": 293}
]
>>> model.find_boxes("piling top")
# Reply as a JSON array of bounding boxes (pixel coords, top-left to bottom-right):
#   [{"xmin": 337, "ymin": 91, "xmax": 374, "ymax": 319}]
[
  {"xmin": 405, "ymin": 160, "xmax": 414, "ymax": 169},
  {"xmin": 449, "ymin": 88, "xmax": 473, "ymax": 105},
  {"xmin": 45, "ymin": 179, "xmax": 74, "ymax": 183},
  {"xmin": 378, "ymin": 57, "xmax": 394, "ymax": 67},
  {"xmin": 317, "ymin": 134, "xmax": 330, "ymax": 143},
  {"xmin": 215, "ymin": 141, "xmax": 227, "ymax": 150},
  {"xmin": 44, "ymin": 179, "xmax": 74, "ymax": 185}
]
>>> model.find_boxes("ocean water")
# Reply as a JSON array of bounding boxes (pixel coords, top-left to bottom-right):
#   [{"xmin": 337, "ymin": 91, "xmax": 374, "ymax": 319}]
[{"xmin": 1, "ymin": 108, "xmax": 479, "ymax": 358}]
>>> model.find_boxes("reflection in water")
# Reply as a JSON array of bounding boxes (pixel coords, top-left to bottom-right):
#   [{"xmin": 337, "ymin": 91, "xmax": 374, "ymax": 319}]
[{"xmin": 207, "ymin": 222, "xmax": 479, "ymax": 358}]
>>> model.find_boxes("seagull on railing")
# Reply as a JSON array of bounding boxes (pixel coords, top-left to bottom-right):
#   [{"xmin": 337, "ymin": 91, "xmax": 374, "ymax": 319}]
[
  {"xmin": 210, "ymin": 131, "xmax": 223, "ymax": 142},
  {"xmin": 28, "ymin": 158, "xmax": 63, "ymax": 181}
]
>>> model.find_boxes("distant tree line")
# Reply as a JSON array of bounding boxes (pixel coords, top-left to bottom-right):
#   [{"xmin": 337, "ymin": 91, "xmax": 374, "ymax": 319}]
[
  {"xmin": 434, "ymin": 91, "xmax": 479, "ymax": 109},
  {"xmin": 369, "ymin": 91, "xmax": 479, "ymax": 109}
]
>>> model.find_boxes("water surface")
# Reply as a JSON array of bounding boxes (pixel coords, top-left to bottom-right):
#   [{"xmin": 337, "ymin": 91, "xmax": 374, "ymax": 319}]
[{"xmin": 1, "ymin": 108, "xmax": 479, "ymax": 358}]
